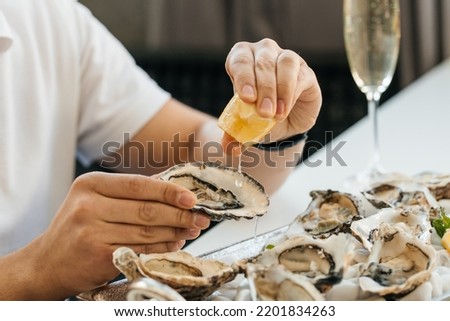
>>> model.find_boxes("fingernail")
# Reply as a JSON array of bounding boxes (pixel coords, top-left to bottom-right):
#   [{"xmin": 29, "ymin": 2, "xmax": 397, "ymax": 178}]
[
  {"xmin": 276, "ymin": 99, "xmax": 285, "ymax": 117},
  {"xmin": 178, "ymin": 240, "xmax": 186, "ymax": 249},
  {"xmin": 178, "ymin": 192, "xmax": 196, "ymax": 208},
  {"xmin": 194, "ymin": 214, "xmax": 210, "ymax": 229},
  {"xmin": 242, "ymin": 85, "xmax": 255, "ymax": 98},
  {"xmin": 259, "ymin": 98, "xmax": 274, "ymax": 117}
]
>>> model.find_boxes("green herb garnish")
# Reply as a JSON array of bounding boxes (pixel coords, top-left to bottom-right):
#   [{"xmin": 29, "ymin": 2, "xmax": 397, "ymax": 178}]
[
  {"xmin": 432, "ymin": 207, "xmax": 450, "ymax": 238},
  {"xmin": 265, "ymin": 244, "xmax": 275, "ymax": 250}
]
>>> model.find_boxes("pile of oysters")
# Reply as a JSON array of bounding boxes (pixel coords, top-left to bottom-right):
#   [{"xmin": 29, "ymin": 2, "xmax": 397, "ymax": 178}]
[{"xmin": 112, "ymin": 163, "xmax": 450, "ymax": 301}]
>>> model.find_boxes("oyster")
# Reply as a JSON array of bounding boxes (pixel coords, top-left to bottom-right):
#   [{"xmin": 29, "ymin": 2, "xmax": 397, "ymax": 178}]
[
  {"xmin": 113, "ymin": 247, "xmax": 237, "ymax": 300},
  {"xmin": 238, "ymin": 233, "xmax": 354, "ymax": 293},
  {"xmin": 247, "ymin": 264, "xmax": 324, "ymax": 301},
  {"xmin": 158, "ymin": 162, "xmax": 269, "ymax": 221},
  {"xmin": 287, "ymin": 190, "xmax": 364, "ymax": 238},
  {"xmin": 362, "ymin": 181, "xmax": 439, "ymax": 220},
  {"xmin": 414, "ymin": 173, "xmax": 450, "ymax": 201},
  {"xmin": 126, "ymin": 278, "xmax": 186, "ymax": 301},
  {"xmin": 351, "ymin": 207, "xmax": 432, "ymax": 250},
  {"xmin": 359, "ymin": 223, "xmax": 437, "ymax": 300}
]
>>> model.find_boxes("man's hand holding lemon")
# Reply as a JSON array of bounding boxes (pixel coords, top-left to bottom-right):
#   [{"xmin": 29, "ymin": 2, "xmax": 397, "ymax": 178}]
[{"xmin": 220, "ymin": 38, "xmax": 322, "ymax": 153}]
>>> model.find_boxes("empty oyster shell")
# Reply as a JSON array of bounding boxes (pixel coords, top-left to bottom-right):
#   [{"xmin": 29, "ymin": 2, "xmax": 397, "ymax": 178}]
[
  {"xmin": 158, "ymin": 162, "xmax": 269, "ymax": 221},
  {"xmin": 287, "ymin": 190, "xmax": 364, "ymax": 238},
  {"xmin": 359, "ymin": 223, "xmax": 437, "ymax": 300},
  {"xmin": 113, "ymin": 247, "xmax": 237, "ymax": 300},
  {"xmin": 247, "ymin": 263, "xmax": 324, "ymax": 301}
]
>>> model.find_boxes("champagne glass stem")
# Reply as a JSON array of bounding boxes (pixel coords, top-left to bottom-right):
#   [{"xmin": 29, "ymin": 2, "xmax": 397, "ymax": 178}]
[{"xmin": 366, "ymin": 90, "xmax": 382, "ymax": 171}]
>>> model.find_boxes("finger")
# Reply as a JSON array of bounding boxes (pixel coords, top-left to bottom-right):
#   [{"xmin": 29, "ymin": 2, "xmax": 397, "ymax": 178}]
[
  {"xmin": 178, "ymin": 239, "xmax": 187, "ymax": 250},
  {"xmin": 253, "ymin": 39, "xmax": 280, "ymax": 118},
  {"xmin": 99, "ymin": 197, "xmax": 211, "ymax": 229},
  {"xmin": 225, "ymin": 42, "xmax": 257, "ymax": 102},
  {"xmin": 104, "ymin": 222, "xmax": 202, "ymax": 244},
  {"xmin": 296, "ymin": 59, "xmax": 322, "ymax": 107},
  {"xmin": 275, "ymin": 50, "xmax": 301, "ymax": 121},
  {"xmin": 291, "ymin": 61, "xmax": 322, "ymax": 132},
  {"xmin": 119, "ymin": 240, "xmax": 186, "ymax": 254},
  {"xmin": 75, "ymin": 172, "xmax": 197, "ymax": 209}
]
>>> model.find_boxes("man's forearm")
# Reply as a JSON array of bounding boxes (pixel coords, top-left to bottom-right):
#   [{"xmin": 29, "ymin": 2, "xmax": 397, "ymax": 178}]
[{"xmin": 0, "ymin": 241, "xmax": 41, "ymax": 300}]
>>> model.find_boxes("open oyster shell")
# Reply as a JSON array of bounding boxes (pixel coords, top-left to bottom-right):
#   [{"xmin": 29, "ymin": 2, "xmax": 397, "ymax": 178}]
[
  {"xmin": 287, "ymin": 190, "xmax": 364, "ymax": 238},
  {"xmin": 158, "ymin": 162, "xmax": 269, "ymax": 221},
  {"xmin": 351, "ymin": 207, "xmax": 432, "ymax": 250},
  {"xmin": 362, "ymin": 181, "xmax": 439, "ymax": 220},
  {"xmin": 127, "ymin": 278, "xmax": 186, "ymax": 301},
  {"xmin": 414, "ymin": 173, "xmax": 450, "ymax": 201},
  {"xmin": 247, "ymin": 263, "xmax": 324, "ymax": 301},
  {"xmin": 113, "ymin": 247, "xmax": 237, "ymax": 300},
  {"xmin": 236, "ymin": 233, "xmax": 354, "ymax": 293},
  {"xmin": 359, "ymin": 223, "xmax": 437, "ymax": 300}
]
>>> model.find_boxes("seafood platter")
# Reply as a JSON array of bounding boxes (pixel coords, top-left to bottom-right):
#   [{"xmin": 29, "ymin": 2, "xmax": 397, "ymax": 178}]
[{"xmin": 78, "ymin": 162, "xmax": 450, "ymax": 301}]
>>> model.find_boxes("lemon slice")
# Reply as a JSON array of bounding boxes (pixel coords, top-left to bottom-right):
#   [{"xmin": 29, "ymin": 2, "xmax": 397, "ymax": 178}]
[
  {"xmin": 218, "ymin": 93, "xmax": 276, "ymax": 144},
  {"xmin": 442, "ymin": 229, "xmax": 450, "ymax": 253}
]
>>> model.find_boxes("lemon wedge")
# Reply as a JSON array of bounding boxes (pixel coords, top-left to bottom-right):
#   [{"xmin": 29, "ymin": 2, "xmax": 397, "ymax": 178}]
[
  {"xmin": 218, "ymin": 93, "xmax": 276, "ymax": 144},
  {"xmin": 442, "ymin": 230, "xmax": 450, "ymax": 253}
]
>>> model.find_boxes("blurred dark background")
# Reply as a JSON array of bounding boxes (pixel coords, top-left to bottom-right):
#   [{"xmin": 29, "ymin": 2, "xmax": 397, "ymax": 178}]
[{"xmin": 76, "ymin": 0, "xmax": 450, "ymax": 175}]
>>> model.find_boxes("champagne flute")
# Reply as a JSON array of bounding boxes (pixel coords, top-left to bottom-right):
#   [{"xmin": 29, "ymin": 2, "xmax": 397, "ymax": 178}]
[{"xmin": 343, "ymin": 0, "xmax": 401, "ymax": 186}]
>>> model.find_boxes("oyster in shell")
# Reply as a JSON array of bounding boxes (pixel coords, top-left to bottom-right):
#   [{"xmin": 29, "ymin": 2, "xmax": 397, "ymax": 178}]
[
  {"xmin": 287, "ymin": 190, "xmax": 364, "ymax": 238},
  {"xmin": 238, "ymin": 233, "xmax": 354, "ymax": 293},
  {"xmin": 351, "ymin": 207, "xmax": 432, "ymax": 250},
  {"xmin": 362, "ymin": 181, "xmax": 439, "ymax": 220},
  {"xmin": 113, "ymin": 247, "xmax": 237, "ymax": 300},
  {"xmin": 158, "ymin": 162, "xmax": 269, "ymax": 221},
  {"xmin": 359, "ymin": 223, "xmax": 437, "ymax": 300},
  {"xmin": 247, "ymin": 264, "xmax": 324, "ymax": 301},
  {"xmin": 414, "ymin": 173, "xmax": 450, "ymax": 201},
  {"xmin": 127, "ymin": 278, "xmax": 186, "ymax": 301}
]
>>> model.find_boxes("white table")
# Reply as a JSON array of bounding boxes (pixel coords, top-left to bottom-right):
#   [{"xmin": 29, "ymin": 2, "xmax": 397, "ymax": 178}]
[{"xmin": 185, "ymin": 58, "xmax": 450, "ymax": 256}]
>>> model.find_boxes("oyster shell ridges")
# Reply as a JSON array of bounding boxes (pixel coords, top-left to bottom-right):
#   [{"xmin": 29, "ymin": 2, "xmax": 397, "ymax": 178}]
[
  {"xmin": 158, "ymin": 162, "xmax": 269, "ymax": 221},
  {"xmin": 112, "ymin": 247, "xmax": 237, "ymax": 300},
  {"xmin": 287, "ymin": 190, "xmax": 364, "ymax": 239}
]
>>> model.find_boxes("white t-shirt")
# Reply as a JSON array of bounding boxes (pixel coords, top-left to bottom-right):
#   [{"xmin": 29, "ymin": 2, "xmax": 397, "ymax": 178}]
[{"xmin": 0, "ymin": 0, "xmax": 171, "ymax": 254}]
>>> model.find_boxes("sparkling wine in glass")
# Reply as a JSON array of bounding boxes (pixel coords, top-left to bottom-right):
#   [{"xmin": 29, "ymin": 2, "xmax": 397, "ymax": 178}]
[{"xmin": 343, "ymin": 0, "xmax": 401, "ymax": 186}]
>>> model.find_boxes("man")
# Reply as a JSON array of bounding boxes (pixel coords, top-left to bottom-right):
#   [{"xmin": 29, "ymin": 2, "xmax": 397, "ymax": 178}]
[{"xmin": 0, "ymin": 0, "xmax": 321, "ymax": 299}]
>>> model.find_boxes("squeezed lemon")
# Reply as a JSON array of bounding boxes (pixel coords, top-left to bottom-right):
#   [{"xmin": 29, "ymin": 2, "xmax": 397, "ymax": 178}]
[
  {"xmin": 218, "ymin": 93, "xmax": 276, "ymax": 144},
  {"xmin": 442, "ymin": 230, "xmax": 450, "ymax": 253}
]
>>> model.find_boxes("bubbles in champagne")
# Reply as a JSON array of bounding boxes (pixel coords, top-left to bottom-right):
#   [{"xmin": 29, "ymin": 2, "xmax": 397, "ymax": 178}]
[{"xmin": 343, "ymin": 0, "xmax": 401, "ymax": 94}]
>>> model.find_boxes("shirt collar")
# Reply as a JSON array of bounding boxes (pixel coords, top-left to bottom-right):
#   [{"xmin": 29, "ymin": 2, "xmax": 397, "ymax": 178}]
[{"xmin": 0, "ymin": 12, "xmax": 13, "ymax": 53}]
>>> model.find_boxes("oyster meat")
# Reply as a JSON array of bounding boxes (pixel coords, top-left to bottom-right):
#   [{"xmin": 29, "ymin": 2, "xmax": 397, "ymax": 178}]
[
  {"xmin": 350, "ymin": 207, "xmax": 432, "ymax": 250},
  {"xmin": 415, "ymin": 173, "xmax": 450, "ymax": 201},
  {"xmin": 127, "ymin": 278, "xmax": 186, "ymax": 301},
  {"xmin": 362, "ymin": 181, "xmax": 439, "ymax": 220},
  {"xmin": 113, "ymin": 247, "xmax": 237, "ymax": 300},
  {"xmin": 246, "ymin": 264, "xmax": 324, "ymax": 301},
  {"xmin": 287, "ymin": 190, "xmax": 364, "ymax": 238},
  {"xmin": 238, "ymin": 233, "xmax": 354, "ymax": 293},
  {"xmin": 158, "ymin": 162, "xmax": 269, "ymax": 221},
  {"xmin": 359, "ymin": 223, "xmax": 437, "ymax": 300}
]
